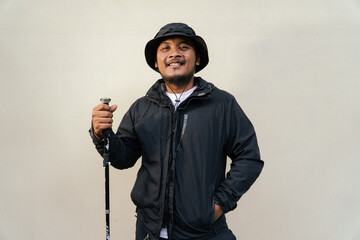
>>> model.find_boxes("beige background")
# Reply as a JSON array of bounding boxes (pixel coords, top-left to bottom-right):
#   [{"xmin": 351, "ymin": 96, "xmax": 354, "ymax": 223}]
[{"xmin": 1, "ymin": 0, "xmax": 360, "ymax": 239}]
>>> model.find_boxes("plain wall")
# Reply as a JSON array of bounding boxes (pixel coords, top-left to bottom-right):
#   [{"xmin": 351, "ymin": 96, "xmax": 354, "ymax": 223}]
[{"xmin": 1, "ymin": 0, "xmax": 359, "ymax": 239}]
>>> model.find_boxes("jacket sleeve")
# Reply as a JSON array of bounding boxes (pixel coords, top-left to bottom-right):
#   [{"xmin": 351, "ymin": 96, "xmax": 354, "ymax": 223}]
[
  {"xmin": 89, "ymin": 104, "xmax": 142, "ymax": 170},
  {"xmin": 214, "ymin": 97, "xmax": 264, "ymax": 214}
]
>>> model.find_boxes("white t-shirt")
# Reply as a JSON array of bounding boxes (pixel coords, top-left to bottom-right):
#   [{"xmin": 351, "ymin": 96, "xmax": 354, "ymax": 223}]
[
  {"xmin": 160, "ymin": 85, "xmax": 197, "ymax": 239},
  {"xmin": 165, "ymin": 85, "xmax": 198, "ymax": 109}
]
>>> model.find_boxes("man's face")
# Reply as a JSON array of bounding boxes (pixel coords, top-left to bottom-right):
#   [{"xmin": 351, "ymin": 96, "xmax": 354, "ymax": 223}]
[{"xmin": 155, "ymin": 37, "xmax": 200, "ymax": 88}]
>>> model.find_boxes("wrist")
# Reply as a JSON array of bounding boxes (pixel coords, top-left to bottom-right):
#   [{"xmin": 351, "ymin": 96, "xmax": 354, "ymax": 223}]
[{"xmin": 94, "ymin": 131, "xmax": 104, "ymax": 140}]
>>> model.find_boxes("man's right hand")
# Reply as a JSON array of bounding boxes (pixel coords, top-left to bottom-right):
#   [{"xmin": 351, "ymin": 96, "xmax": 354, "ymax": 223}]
[{"xmin": 92, "ymin": 103, "xmax": 118, "ymax": 139}]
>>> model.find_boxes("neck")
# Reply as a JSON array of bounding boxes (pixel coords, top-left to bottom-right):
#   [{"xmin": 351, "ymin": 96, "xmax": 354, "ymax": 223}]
[{"xmin": 165, "ymin": 77, "xmax": 195, "ymax": 94}]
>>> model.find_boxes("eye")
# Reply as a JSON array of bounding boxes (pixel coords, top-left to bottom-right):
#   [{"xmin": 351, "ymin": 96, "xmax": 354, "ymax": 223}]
[
  {"xmin": 180, "ymin": 45, "xmax": 190, "ymax": 50},
  {"xmin": 160, "ymin": 45, "xmax": 170, "ymax": 51}
]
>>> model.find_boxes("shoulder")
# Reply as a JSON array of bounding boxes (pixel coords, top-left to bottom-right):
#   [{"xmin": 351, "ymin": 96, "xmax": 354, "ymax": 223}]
[
  {"xmin": 212, "ymin": 87, "xmax": 236, "ymax": 102},
  {"xmin": 196, "ymin": 77, "xmax": 236, "ymax": 101},
  {"xmin": 204, "ymin": 82, "xmax": 237, "ymax": 106},
  {"xmin": 197, "ymin": 78, "xmax": 246, "ymax": 116},
  {"xmin": 127, "ymin": 96, "xmax": 149, "ymax": 114}
]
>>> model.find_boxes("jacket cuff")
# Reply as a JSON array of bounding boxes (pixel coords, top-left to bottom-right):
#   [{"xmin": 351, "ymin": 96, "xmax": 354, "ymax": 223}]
[
  {"xmin": 89, "ymin": 123, "xmax": 105, "ymax": 146},
  {"xmin": 213, "ymin": 192, "xmax": 237, "ymax": 214}
]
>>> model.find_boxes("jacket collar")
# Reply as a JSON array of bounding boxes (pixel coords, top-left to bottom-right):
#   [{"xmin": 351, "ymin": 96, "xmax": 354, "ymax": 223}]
[{"xmin": 146, "ymin": 77, "xmax": 213, "ymax": 106}]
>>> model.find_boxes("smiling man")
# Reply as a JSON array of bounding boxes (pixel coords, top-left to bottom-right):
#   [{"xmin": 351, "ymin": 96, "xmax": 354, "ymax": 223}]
[
  {"xmin": 155, "ymin": 37, "xmax": 199, "ymax": 92},
  {"xmin": 90, "ymin": 23, "xmax": 264, "ymax": 240}
]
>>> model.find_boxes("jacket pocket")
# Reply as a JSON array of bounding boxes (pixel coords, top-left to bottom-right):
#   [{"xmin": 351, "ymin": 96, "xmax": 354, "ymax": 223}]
[
  {"xmin": 196, "ymin": 185, "xmax": 215, "ymax": 229},
  {"xmin": 175, "ymin": 182, "xmax": 215, "ymax": 231},
  {"xmin": 131, "ymin": 165, "xmax": 161, "ymax": 209}
]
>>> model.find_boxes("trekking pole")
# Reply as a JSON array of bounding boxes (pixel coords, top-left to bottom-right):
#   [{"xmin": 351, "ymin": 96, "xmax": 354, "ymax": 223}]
[{"xmin": 100, "ymin": 97, "xmax": 111, "ymax": 240}]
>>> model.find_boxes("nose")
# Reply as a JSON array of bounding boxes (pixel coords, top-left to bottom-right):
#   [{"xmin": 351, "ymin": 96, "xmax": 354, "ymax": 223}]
[{"xmin": 169, "ymin": 47, "xmax": 181, "ymax": 58}]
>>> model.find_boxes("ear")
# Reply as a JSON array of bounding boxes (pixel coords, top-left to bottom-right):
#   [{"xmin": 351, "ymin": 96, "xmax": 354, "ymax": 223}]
[
  {"xmin": 196, "ymin": 54, "xmax": 200, "ymax": 66},
  {"xmin": 155, "ymin": 60, "xmax": 158, "ymax": 68}
]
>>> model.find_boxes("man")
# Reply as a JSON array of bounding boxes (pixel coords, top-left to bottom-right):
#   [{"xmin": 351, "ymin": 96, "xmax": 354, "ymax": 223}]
[{"xmin": 90, "ymin": 22, "xmax": 264, "ymax": 240}]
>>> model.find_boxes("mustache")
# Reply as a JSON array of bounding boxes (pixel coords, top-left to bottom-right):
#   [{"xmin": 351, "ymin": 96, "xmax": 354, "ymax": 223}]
[{"xmin": 166, "ymin": 59, "xmax": 185, "ymax": 65}]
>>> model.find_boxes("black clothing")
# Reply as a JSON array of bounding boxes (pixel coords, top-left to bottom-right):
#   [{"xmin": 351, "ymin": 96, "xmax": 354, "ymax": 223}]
[
  {"xmin": 137, "ymin": 215, "xmax": 235, "ymax": 240},
  {"xmin": 91, "ymin": 77, "xmax": 264, "ymax": 239}
]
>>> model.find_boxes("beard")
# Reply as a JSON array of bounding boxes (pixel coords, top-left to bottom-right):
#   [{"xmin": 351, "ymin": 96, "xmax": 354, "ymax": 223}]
[{"xmin": 161, "ymin": 68, "xmax": 196, "ymax": 89}]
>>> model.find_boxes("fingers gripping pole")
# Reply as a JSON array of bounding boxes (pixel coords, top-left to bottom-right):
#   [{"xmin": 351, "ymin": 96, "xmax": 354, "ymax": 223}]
[{"xmin": 100, "ymin": 97, "xmax": 112, "ymax": 166}]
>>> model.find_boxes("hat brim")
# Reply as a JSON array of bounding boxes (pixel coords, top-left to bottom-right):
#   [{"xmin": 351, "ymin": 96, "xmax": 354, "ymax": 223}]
[{"xmin": 145, "ymin": 33, "xmax": 209, "ymax": 73}]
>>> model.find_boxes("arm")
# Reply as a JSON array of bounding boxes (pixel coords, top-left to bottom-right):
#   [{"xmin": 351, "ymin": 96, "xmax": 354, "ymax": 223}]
[{"xmin": 214, "ymin": 98, "xmax": 264, "ymax": 214}]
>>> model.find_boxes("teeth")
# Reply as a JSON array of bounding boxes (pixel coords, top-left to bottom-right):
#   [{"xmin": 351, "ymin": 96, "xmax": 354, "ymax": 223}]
[{"xmin": 169, "ymin": 63, "xmax": 181, "ymax": 66}]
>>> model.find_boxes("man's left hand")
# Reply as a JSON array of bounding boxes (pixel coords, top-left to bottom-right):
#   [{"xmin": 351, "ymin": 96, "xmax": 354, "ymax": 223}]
[{"xmin": 214, "ymin": 204, "xmax": 224, "ymax": 222}]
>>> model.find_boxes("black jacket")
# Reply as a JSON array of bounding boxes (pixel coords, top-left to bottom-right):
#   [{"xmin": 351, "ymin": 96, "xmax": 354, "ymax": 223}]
[{"xmin": 91, "ymin": 77, "xmax": 264, "ymax": 239}]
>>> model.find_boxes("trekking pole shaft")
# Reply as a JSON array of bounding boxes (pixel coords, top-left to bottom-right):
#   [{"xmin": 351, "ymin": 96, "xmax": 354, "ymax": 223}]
[
  {"xmin": 100, "ymin": 97, "xmax": 111, "ymax": 240},
  {"xmin": 105, "ymin": 163, "xmax": 110, "ymax": 240}
]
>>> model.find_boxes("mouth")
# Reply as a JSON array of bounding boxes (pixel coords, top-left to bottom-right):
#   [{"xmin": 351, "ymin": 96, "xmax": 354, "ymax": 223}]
[{"xmin": 167, "ymin": 60, "xmax": 185, "ymax": 68}]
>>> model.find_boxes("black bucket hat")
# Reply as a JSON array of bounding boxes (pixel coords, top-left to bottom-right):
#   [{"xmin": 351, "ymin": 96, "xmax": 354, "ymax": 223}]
[{"xmin": 145, "ymin": 22, "xmax": 209, "ymax": 73}]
